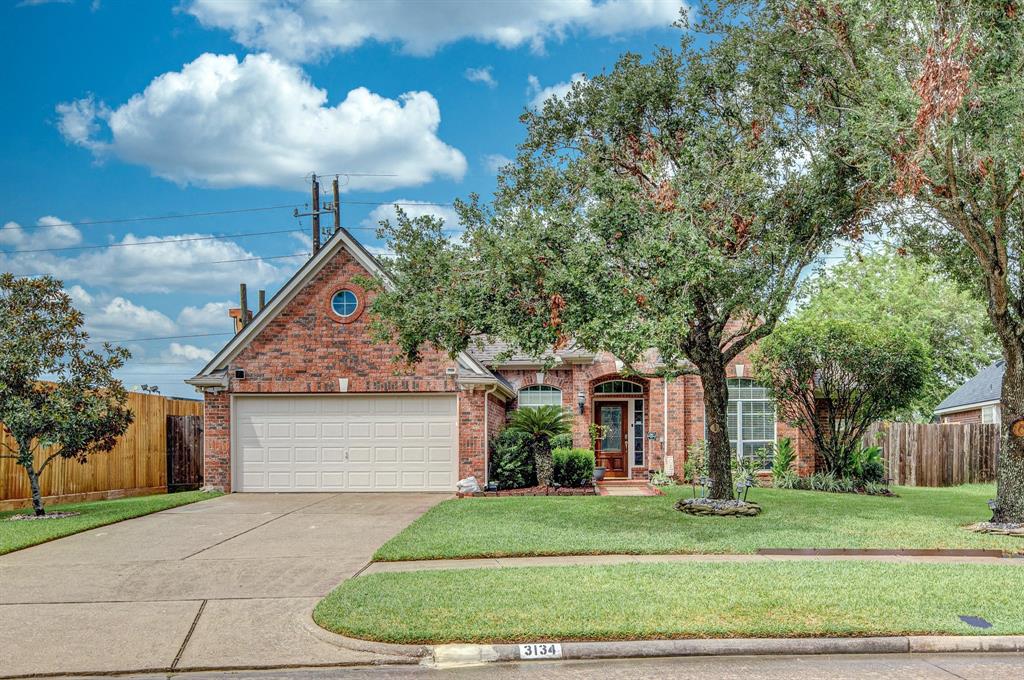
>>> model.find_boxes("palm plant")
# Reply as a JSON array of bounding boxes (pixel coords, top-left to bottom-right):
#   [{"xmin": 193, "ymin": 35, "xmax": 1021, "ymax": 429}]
[{"xmin": 507, "ymin": 405, "xmax": 572, "ymax": 486}]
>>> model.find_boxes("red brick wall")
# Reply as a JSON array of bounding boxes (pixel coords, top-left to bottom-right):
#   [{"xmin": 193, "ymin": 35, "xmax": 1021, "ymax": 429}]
[
  {"xmin": 941, "ymin": 408, "xmax": 982, "ymax": 424},
  {"xmin": 200, "ymin": 247, "xmax": 493, "ymax": 491}
]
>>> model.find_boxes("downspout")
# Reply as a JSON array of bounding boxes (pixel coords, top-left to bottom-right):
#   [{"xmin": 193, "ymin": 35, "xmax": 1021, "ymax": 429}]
[
  {"xmin": 663, "ymin": 377, "xmax": 670, "ymax": 471},
  {"xmin": 483, "ymin": 385, "xmax": 499, "ymax": 486}
]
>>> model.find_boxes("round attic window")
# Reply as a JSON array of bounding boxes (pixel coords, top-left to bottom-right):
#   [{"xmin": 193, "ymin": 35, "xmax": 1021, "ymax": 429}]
[{"xmin": 331, "ymin": 289, "xmax": 359, "ymax": 317}]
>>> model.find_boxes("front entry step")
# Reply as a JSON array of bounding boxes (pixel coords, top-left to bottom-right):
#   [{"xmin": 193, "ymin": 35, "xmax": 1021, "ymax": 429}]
[{"xmin": 596, "ymin": 480, "xmax": 662, "ymax": 497}]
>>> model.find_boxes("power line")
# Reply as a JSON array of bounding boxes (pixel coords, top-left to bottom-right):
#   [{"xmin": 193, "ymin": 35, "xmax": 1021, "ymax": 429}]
[
  {"xmin": 3, "ymin": 204, "xmax": 303, "ymax": 232},
  {"xmin": 2, "ymin": 228, "xmax": 303, "ymax": 255},
  {"xmin": 341, "ymin": 199, "xmax": 454, "ymax": 207},
  {"xmin": 86, "ymin": 332, "xmax": 232, "ymax": 345}
]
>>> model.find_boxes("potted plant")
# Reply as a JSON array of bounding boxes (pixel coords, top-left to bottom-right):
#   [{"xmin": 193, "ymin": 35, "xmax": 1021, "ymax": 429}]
[
  {"xmin": 593, "ymin": 465, "xmax": 606, "ymax": 481},
  {"xmin": 588, "ymin": 423, "xmax": 607, "ymax": 481}
]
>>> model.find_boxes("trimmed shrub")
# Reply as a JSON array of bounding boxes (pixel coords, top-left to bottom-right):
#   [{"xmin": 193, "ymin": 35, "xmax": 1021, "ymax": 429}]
[
  {"xmin": 489, "ymin": 429, "xmax": 535, "ymax": 490},
  {"xmin": 552, "ymin": 447, "xmax": 596, "ymax": 487},
  {"xmin": 771, "ymin": 437, "xmax": 795, "ymax": 480},
  {"xmin": 549, "ymin": 433, "xmax": 573, "ymax": 450}
]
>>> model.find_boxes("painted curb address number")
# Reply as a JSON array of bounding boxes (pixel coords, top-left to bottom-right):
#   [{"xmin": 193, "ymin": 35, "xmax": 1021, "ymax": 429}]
[{"xmin": 518, "ymin": 643, "xmax": 563, "ymax": 659}]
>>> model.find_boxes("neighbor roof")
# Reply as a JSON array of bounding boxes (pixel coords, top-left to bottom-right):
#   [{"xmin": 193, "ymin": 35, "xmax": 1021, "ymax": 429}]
[{"xmin": 934, "ymin": 360, "xmax": 1005, "ymax": 414}]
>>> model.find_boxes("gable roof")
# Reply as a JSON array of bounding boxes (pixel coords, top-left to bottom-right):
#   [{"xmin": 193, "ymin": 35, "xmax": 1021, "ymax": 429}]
[
  {"xmin": 934, "ymin": 360, "xmax": 1005, "ymax": 414},
  {"xmin": 186, "ymin": 228, "xmax": 509, "ymax": 396},
  {"xmin": 467, "ymin": 338, "xmax": 597, "ymax": 367}
]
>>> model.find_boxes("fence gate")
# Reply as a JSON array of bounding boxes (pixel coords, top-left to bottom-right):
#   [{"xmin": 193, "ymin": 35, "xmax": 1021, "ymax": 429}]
[{"xmin": 167, "ymin": 415, "xmax": 204, "ymax": 491}]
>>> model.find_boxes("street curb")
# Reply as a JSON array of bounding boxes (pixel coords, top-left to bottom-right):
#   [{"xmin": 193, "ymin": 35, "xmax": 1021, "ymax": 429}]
[
  {"xmin": 302, "ymin": 613, "xmax": 430, "ymax": 660},
  {"xmin": 301, "ymin": 615, "xmax": 1024, "ymax": 669}
]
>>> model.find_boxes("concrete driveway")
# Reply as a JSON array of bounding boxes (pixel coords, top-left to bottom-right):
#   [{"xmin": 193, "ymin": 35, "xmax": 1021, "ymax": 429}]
[{"xmin": 0, "ymin": 493, "xmax": 443, "ymax": 677}]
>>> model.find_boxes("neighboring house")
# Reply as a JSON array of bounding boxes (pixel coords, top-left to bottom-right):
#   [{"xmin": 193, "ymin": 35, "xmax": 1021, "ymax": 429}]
[
  {"xmin": 186, "ymin": 229, "xmax": 813, "ymax": 493},
  {"xmin": 934, "ymin": 360, "xmax": 1004, "ymax": 425}
]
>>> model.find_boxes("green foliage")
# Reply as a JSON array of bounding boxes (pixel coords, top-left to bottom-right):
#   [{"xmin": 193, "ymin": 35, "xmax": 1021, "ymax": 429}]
[
  {"xmin": 507, "ymin": 406, "xmax": 572, "ymax": 440},
  {"xmin": 754, "ymin": 317, "xmax": 929, "ymax": 476},
  {"xmin": 683, "ymin": 440, "xmax": 708, "ymax": 483},
  {"xmin": 798, "ymin": 249, "xmax": 998, "ymax": 420},
  {"xmin": 548, "ymin": 433, "xmax": 573, "ymax": 450},
  {"xmin": 551, "ymin": 448, "xmax": 596, "ymax": 487},
  {"xmin": 506, "ymin": 406, "xmax": 572, "ymax": 486},
  {"xmin": 649, "ymin": 471, "xmax": 676, "ymax": 487},
  {"xmin": 368, "ymin": 34, "xmax": 861, "ymax": 502},
  {"xmin": 772, "ymin": 471, "xmax": 891, "ymax": 497},
  {"xmin": 771, "ymin": 437, "xmax": 795, "ymax": 480},
  {"xmin": 853, "ymin": 446, "xmax": 886, "ymax": 485},
  {"xmin": 0, "ymin": 274, "xmax": 133, "ymax": 516},
  {"xmin": 488, "ymin": 429, "xmax": 535, "ymax": 490},
  {"xmin": 705, "ymin": 0, "xmax": 1024, "ymax": 520}
]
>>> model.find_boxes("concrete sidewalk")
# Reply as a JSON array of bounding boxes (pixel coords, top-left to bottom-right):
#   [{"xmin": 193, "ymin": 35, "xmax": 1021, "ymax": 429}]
[
  {"xmin": 364, "ymin": 550, "xmax": 1024, "ymax": 574},
  {"xmin": 0, "ymin": 493, "xmax": 443, "ymax": 678}
]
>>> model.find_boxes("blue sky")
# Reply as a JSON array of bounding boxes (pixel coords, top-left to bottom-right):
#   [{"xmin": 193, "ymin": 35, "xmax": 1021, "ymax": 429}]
[{"xmin": 1, "ymin": 0, "xmax": 688, "ymax": 397}]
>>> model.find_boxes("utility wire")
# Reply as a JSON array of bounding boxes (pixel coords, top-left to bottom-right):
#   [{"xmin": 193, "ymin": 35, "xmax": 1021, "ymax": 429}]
[
  {"xmin": 2, "ymin": 228, "xmax": 303, "ymax": 255},
  {"xmin": 86, "ymin": 332, "xmax": 233, "ymax": 345},
  {"xmin": 3, "ymin": 204, "xmax": 303, "ymax": 232}
]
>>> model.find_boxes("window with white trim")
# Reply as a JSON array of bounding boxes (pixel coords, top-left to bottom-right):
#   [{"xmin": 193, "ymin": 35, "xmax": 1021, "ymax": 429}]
[
  {"xmin": 982, "ymin": 404, "xmax": 1001, "ymax": 425},
  {"xmin": 726, "ymin": 379, "xmax": 776, "ymax": 467},
  {"xmin": 594, "ymin": 380, "xmax": 644, "ymax": 394},
  {"xmin": 518, "ymin": 385, "xmax": 563, "ymax": 409}
]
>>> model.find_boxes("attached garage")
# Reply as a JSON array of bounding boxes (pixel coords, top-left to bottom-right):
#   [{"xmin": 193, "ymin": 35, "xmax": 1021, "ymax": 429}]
[{"xmin": 233, "ymin": 394, "xmax": 458, "ymax": 492}]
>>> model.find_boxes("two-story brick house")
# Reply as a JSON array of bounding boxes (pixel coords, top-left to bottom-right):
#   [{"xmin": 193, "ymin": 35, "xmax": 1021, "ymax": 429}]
[{"xmin": 187, "ymin": 228, "xmax": 815, "ymax": 492}]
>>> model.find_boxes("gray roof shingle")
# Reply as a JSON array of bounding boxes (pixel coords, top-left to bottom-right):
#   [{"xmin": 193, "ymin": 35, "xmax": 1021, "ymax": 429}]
[{"xmin": 935, "ymin": 360, "xmax": 1005, "ymax": 413}]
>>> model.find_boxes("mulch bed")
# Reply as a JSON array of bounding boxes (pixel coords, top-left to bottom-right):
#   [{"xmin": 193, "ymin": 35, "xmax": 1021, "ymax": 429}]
[
  {"xmin": 457, "ymin": 485, "xmax": 597, "ymax": 498},
  {"xmin": 7, "ymin": 511, "xmax": 81, "ymax": 521}
]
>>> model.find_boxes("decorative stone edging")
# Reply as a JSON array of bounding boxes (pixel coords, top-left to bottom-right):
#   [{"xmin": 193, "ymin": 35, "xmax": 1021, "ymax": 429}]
[
  {"xmin": 968, "ymin": 521, "xmax": 1024, "ymax": 537},
  {"xmin": 675, "ymin": 497, "xmax": 762, "ymax": 517}
]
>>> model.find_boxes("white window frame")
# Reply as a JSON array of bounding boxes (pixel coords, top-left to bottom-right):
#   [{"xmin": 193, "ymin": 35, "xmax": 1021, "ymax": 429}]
[
  {"xmin": 982, "ymin": 404, "xmax": 1001, "ymax": 425},
  {"xmin": 726, "ymin": 378, "xmax": 777, "ymax": 469},
  {"xmin": 518, "ymin": 385, "xmax": 563, "ymax": 409}
]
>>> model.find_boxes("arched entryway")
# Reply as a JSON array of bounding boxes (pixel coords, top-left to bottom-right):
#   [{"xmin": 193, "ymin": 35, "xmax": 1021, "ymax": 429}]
[{"xmin": 590, "ymin": 377, "xmax": 648, "ymax": 478}]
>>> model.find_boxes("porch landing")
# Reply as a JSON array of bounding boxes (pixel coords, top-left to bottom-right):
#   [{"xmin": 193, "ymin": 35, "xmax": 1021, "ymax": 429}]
[{"xmin": 596, "ymin": 480, "xmax": 662, "ymax": 496}]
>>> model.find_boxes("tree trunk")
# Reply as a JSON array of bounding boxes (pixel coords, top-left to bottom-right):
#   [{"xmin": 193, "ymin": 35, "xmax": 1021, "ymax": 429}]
[
  {"xmin": 26, "ymin": 466, "xmax": 45, "ymax": 516},
  {"xmin": 994, "ymin": 346, "xmax": 1024, "ymax": 523},
  {"xmin": 698, "ymin": 359, "xmax": 734, "ymax": 500},
  {"xmin": 534, "ymin": 439, "xmax": 554, "ymax": 487}
]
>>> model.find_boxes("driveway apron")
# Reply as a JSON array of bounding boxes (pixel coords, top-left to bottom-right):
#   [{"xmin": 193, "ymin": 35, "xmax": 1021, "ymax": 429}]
[{"xmin": 0, "ymin": 493, "xmax": 442, "ymax": 676}]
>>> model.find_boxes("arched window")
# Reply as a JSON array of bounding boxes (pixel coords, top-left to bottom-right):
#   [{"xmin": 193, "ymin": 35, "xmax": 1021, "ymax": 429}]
[
  {"xmin": 518, "ymin": 385, "xmax": 563, "ymax": 409},
  {"xmin": 593, "ymin": 380, "xmax": 644, "ymax": 395},
  {"xmin": 727, "ymin": 378, "xmax": 776, "ymax": 466}
]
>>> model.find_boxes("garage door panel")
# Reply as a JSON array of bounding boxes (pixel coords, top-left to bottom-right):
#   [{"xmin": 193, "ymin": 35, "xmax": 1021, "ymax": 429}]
[{"xmin": 234, "ymin": 395, "xmax": 457, "ymax": 492}]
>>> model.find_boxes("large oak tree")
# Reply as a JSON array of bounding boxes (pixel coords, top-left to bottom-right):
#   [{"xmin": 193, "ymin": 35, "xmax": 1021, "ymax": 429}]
[
  {"xmin": 369, "ymin": 40, "xmax": 862, "ymax": 499},
  {"xmin": 712, "ymin": 0, "xmax": 1024, "ymax": 521}
]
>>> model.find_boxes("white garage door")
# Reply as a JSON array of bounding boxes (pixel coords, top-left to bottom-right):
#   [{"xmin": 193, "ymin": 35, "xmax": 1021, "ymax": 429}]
[{"xmin": 234, "ymin": 394, "xmax": 457, "ymax": 492}]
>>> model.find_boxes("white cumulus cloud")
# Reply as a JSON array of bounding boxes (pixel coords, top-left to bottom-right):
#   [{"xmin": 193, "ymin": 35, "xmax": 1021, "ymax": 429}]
[
  {"xmin": 56, "ymin": 52, "xmax": 466, "ymax": 191},
  {"xmin": 483, "ymin": 154, "xmax": 512, "ymax": 174},
  {"xmin": 0, "ymin": 216, "xmax": 83, "ymax": 250},
  {"xmin": 184, "ymin": 0, "xmax": 686, "ymax": 61},
  {"xmin": 361, "ymin": 200, "xmax": 462, "ymax": 232},
  {"xmin": 177, "ymin": 300, "xmax": 235, "ymax": 332},
  {"xmin": 464, "ymin": 66, "xmax": 497, "ymax": 88},
  {"xmin": 0, "ymin": 226, "xmax": 292, "ymax": 294},
  {"xmin": 528, "ymin": 72, "xmax": 587, "ymax": 109},
  {"xmin": 164, "ymin": 342, "xmax": 216, "ymax": 362}
]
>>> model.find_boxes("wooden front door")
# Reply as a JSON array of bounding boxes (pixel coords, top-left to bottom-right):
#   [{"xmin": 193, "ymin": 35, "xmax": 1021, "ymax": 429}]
[{"xmin": 595, "ymin": 401, "xmax": 628, "ymax": 477}]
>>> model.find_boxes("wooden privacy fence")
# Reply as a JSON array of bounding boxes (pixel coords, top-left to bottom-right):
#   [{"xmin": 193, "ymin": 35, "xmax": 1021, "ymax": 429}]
[
  {"xmin": 0, "ymin": 392, "xmax": 203, "ymax": 508},
  {"xmin": 861, "ymin": 421, "xmax": 1000, "ymax": 487}
]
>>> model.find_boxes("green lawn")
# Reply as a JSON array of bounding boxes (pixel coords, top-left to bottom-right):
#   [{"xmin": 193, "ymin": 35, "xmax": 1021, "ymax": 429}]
[
  {"xmin": 375, "ymin": 484, "xmax": 1024, "ymax": 560},
  {"xmin": 0, "ymin": 490, "xmax": 221, "ymax": 555},
  {"xmin": 314, "ymin": 560, "xmax": 1024, "ymax": 644}
]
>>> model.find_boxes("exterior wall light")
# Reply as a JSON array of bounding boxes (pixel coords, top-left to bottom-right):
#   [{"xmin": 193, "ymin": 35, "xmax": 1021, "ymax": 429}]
[{"xmin": 577, "ymin": 391, "xmax": 586, "ymax": 414}]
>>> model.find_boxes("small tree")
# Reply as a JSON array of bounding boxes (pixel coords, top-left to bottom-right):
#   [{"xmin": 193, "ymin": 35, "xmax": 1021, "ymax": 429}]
[
  {"xmin": 506, "ymin": 405, "xmax": 572, "ymax": 486},
  {"xmin": 0, "ymin": 275, "xmax": 133, "ymax": 515},
  {"xmin": 799, "ymin": 249, "xmax": 998, "ymax": 419},
  {"xmin": 754, "ymin": 318, "xmax": 929, "ymax": 475}
]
